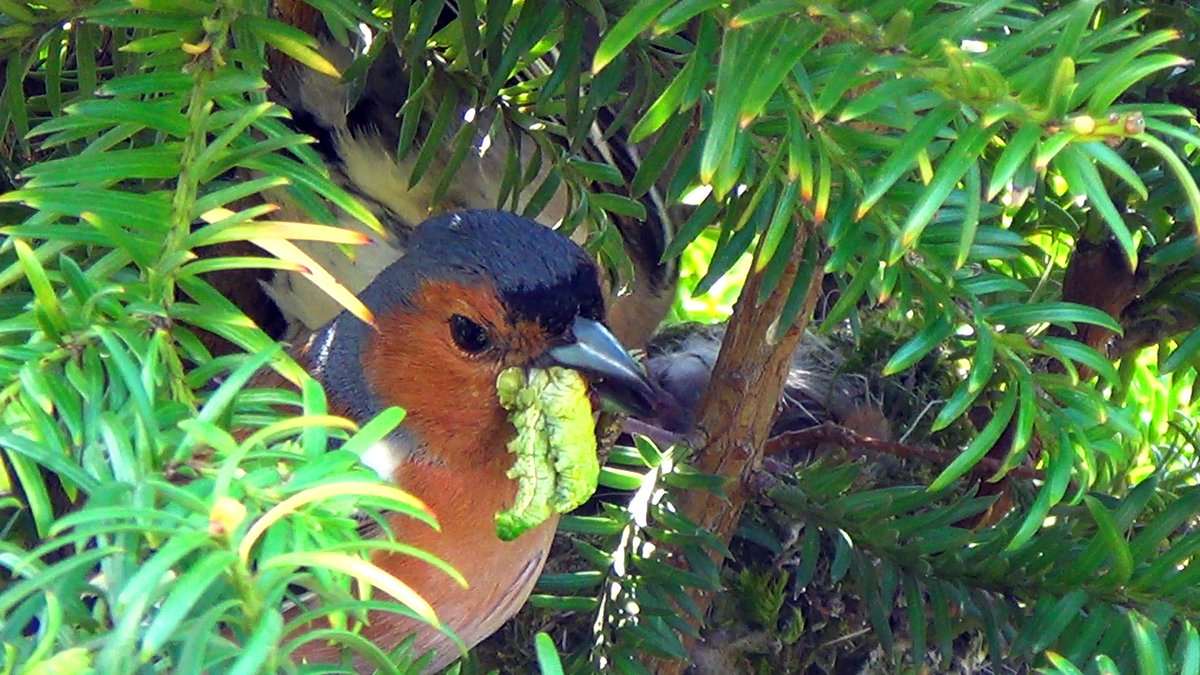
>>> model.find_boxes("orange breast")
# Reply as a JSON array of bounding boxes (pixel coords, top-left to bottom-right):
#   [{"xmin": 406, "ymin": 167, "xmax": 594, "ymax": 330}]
[{"xmin": 292, "ymin": 449, "xmax": 558, "ymax": 672}]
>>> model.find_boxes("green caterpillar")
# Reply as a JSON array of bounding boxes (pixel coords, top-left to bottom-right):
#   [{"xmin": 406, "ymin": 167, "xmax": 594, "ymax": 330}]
[{"xmin": 494, "ymin": 366, "xmax": 600, "ymax": 542}]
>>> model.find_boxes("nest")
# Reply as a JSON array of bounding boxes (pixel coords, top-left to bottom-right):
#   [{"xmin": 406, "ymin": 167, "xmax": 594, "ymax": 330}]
[{"xmin": 468, "ymin": 318, "xmax": 1014, "ymax": 674}]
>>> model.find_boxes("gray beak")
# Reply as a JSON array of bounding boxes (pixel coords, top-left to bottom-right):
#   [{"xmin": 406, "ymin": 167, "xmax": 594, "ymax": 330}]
[{"xmin": 545, "ymin": 317, "xmax": 656, "ymax": 417}]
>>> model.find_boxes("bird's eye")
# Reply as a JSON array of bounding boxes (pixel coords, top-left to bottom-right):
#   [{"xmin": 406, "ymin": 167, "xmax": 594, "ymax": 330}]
[{"xmin": 449, "ymin": 314, "xmax": 491, "ymax": 353}]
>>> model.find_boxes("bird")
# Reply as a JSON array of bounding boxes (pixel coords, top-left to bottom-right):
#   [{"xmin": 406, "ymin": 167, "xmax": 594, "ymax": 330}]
[
  {"xmin": 275, "ymin": 209, "xmax": 659, "ymax": 672},
  {"xmin": 213, "ymin": 1, "xmax": 678, "ymax": 356}
]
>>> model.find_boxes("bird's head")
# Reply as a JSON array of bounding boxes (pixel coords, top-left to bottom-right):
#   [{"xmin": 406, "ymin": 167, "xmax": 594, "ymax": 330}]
[{"xmin": 306, "ymin": 210, "xmax": 657, "ymax": 467}]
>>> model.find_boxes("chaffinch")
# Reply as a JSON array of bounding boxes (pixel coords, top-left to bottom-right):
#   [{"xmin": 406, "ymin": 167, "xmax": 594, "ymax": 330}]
[{"xmin": 283, "ymin": 210, "xmax": 656, "ymax": 671}]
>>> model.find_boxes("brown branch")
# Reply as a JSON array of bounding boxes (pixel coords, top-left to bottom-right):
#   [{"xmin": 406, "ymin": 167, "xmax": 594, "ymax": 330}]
[
  {"xmin": 763, "ymin": 422, "xmax": 1043, "ymax": 482},
  {"xmin": 620, "ymin": 417, "xmax": 686, "ymax": 449},
  {"xmin": 649, "ymin": 223, "xmax": 825, "ymax": 675},
  {"xmin": 1112, "ymin": 306, "xmax": 1200, "ymax": 360}
]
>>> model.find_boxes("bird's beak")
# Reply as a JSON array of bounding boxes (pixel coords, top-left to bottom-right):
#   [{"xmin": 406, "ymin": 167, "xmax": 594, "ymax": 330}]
[{"xmin": 545, "ymin": 317, "xmax": 656, "ymax": 417}]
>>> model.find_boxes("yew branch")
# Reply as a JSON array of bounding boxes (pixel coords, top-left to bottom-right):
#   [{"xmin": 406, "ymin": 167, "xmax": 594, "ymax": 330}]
[{"xmin": 650, "ymin": 221, "xmax": 824, "ymax": 675}]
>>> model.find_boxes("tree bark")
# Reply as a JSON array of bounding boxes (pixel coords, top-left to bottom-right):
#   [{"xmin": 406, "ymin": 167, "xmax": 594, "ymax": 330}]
[{"xmin": 651, "ymin": 222, "xmax": 825, "ymax": 675}]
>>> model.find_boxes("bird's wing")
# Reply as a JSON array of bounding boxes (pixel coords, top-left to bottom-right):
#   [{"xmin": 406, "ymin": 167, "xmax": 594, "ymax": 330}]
[{"xmin": 240, "ymin": 3, "xmax": 678, "ymax": 347}]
